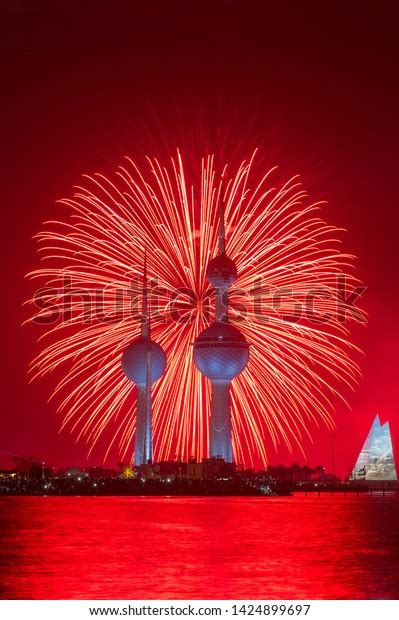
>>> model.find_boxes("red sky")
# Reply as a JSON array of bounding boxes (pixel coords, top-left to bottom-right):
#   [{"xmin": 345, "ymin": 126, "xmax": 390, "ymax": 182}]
[{"xmin": 2, "ymin": 1, "xmax": 398, "ymax": 476}]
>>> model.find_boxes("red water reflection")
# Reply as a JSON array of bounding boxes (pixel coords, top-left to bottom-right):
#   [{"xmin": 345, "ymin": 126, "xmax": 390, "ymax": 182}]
[{"xmin": 0, "ymin": 495, "xmax": 398, "ymax": 599}]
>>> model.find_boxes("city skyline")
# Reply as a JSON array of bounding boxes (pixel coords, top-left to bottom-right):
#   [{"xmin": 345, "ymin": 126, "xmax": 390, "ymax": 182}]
[{"xmin": 2, "ymin": 409, "xmax": 397, "ymax": 482}]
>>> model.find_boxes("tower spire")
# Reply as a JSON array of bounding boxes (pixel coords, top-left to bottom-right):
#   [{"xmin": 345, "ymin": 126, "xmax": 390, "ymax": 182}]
[
  {"xmin": 141, "ymin": 247, "xmax": 149, "ymax": 338},
  {"xmin": 218, "ymin": 182, "xmax": 226, "ymax": 256}
]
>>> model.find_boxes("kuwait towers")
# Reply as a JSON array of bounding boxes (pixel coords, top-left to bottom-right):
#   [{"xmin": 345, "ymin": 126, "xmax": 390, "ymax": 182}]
[
  {"xmin": 193, "ymin": 190, "xmax": 249, "ymax": 462},
  {"xmin": 121, "ymin": 252, "xmax": 166, "ymax": 465}
]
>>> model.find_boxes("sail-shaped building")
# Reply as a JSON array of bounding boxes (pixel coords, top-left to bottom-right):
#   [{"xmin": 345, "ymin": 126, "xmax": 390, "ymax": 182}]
[{"xmin": 351, "ymin": 414, "xmax": 397, "ymax": 481}]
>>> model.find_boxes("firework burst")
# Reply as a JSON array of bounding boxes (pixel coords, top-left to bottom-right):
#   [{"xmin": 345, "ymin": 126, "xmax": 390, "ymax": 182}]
[{"xmin": 25, "ymin": 150, "xmax": 365, "ymax": 467}]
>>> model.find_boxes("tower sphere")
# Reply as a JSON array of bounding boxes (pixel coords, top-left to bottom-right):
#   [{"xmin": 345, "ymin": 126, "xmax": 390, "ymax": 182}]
[
  {"xmin": 122, "ymin": 337, "xmax": 166, "ymax": 385},
  {"xmin": 206, "ymin": 252, "xmax": 237, "ymax": 289},
  {"xmin": 193, "ymin": 322, "xmax": 249, "ymax": 382}
]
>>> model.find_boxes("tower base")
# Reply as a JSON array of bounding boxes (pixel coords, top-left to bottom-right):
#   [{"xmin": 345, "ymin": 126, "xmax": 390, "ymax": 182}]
[{"xmin": 210, "ymin": 380, "xmax": 233, "ymax": 462}]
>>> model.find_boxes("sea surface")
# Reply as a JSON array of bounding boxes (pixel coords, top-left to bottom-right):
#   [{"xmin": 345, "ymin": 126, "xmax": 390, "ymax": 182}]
[{"xmin": 0, "ymin": 495, "xmax": 398, "ymax": 599}]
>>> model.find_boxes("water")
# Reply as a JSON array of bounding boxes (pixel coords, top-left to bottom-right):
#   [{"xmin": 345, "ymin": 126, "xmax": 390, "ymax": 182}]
[{"xmin": 0, "ymin": 495, "xmax": 398, "ymax": 599}]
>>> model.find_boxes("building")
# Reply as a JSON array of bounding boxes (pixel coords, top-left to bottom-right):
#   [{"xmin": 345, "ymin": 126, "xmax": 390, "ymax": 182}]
[
  {"xmin": 351, "ymin": 414, "xmax": 397, "ymax": 481},
  {"xmin": 137, "ymin": 457, "xmax": 236, "ymax": 481}
]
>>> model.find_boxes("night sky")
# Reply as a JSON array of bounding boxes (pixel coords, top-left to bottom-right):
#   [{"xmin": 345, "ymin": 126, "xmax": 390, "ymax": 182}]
[{"xmin": 2, "ymin": 1, "xmax": 398, "ymax": 475}]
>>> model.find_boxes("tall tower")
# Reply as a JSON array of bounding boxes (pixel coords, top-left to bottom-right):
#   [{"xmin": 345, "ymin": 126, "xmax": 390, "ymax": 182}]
[
  {"xmin": 121, "ymin": 252, "xmax": 166, "ymax": 465},
  {"xmin": 193, "ymin": 190, "xmax": 249, "ymax": 462}
]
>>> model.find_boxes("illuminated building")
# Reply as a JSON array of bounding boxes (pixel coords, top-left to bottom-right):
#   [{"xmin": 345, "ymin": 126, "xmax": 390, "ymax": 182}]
[
  {"xmin": 121, "ymin": 252, "xmax": 166, "ymax": 465},
  {"xmin": 193, "ymin": 191, "xmax": 249, "ymax": 462},
  {"xmin": 351, "ymin": 414, "xmax": 397, "ymax": 481}
]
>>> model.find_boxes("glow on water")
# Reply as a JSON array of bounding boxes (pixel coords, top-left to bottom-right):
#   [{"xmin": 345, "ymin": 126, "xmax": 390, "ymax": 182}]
[{"xmin": 0, "ymin": 496, "xmax": 398, "ymax": 599}]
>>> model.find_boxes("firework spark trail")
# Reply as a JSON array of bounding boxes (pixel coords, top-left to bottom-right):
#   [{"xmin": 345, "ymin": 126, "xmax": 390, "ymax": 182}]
[{"xmin": 25, "ymin": 151, "xmax": 365, "ymax": 467}]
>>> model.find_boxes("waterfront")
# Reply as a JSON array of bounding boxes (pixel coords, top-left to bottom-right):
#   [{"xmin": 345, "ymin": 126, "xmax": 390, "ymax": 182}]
[{"xmin": 0, "ymin": 495, "xmax": 398, "ymax": 599}]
